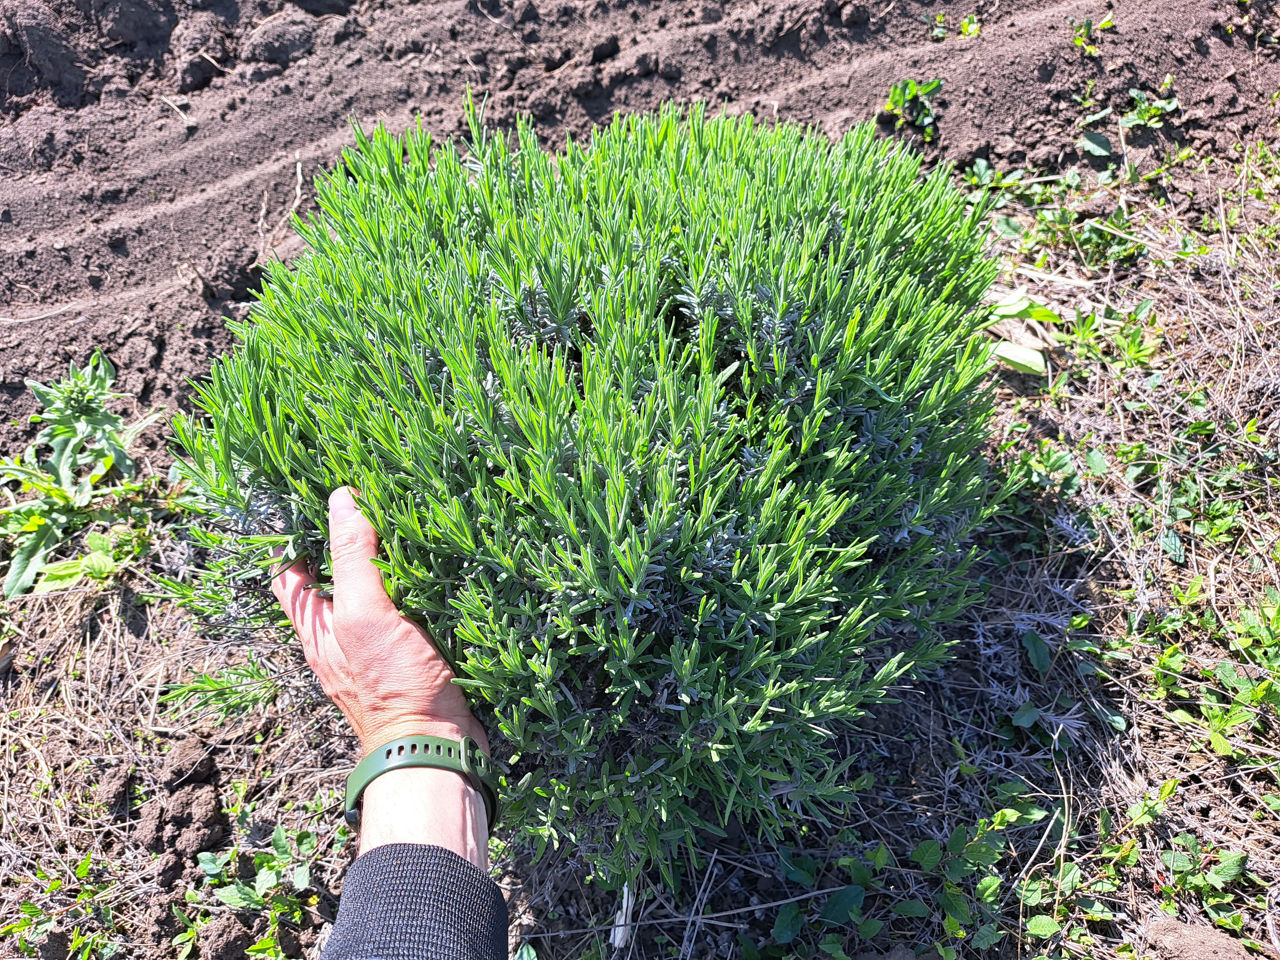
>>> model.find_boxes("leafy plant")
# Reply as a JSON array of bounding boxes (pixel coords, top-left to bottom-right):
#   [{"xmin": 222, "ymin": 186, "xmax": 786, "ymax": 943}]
[
  {"xmin": 0, "ymin": 353, "xmax": 159, "ymax": 598},
  {"xmin": 1069, "ymin": 14, "xmax": 1114, "ymax": 55},
  {"xmin": 1108, "ymin": 298, "xmax": 1160, "ymax": 368},
  {"xmin": 884, "ymin": 78, "xmax": 944, "ymax": 141},
  {"xmin": 195, "ymin": 824, "xmax": 326, "ymax": 957},
  {"xmin": 925, "ymin": 12, "xmax": 947, "ymax": 40},
  {"xmin": 1156, "ymin": 834, "xmax": 1257, "ymax": 931},
  {"xmin": 160, "ymin": 655, "xmax": 279, "ymax": 725},
  {"xmin": 1120, "ymin": 87, "xmax": 1181, "ymax": 130},
  {"xmin": 169, "ymin": 908, "xmax": 201, "ymax": 960},
  {"xmin": 177, "ymin": 103, "xmax": 1002, "ymax": 885},
  {"xmin": 960, "ymin": 13, "xmax": 981, "ymax": 36},
  {"xmin": 0, "ymin": 854, "xmax": 122, "ymax": 959}
]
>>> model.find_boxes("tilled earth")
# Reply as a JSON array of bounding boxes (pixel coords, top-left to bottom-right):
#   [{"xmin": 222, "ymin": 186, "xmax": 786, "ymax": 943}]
[{"xmin": 4, "ymin": 1, "xmax": 1280, "ymax": 958}]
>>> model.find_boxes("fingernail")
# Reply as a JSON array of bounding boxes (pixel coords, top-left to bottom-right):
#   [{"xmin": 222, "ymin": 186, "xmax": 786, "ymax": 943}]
[{"xmin": 330, "ymin": 486, "xmax": 356, "ymax": 521}]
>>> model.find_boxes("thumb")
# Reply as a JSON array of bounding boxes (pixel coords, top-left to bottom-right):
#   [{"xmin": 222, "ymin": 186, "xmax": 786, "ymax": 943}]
[{"xmin": 328, "ymin": 486, "xmax": 395, "ymax": 623}]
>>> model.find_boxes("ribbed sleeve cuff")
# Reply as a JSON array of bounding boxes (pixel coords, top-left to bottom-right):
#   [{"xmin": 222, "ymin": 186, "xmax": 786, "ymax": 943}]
[{"xmin": 321, "ymin": 844, "xmax": 506, "ymax": 960}]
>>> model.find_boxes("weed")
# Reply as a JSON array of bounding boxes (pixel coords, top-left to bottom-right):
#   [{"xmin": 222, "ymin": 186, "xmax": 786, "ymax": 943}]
[
  {"xmin": 1107, "ymin": 298, "xmax": 1161, "ymax": 369},
  {"xmin": 169, "ymin": 908, "xmax": 200, "ymax": 960},
  {"xmin": 884, "ymin": 78, "xmax": 944, "ymax": 141},
  {"xmin": 959, "ymin": 13, "xmax": 980, "ymax": 36},
  {"xmin": 0, "ymin": 854, "xmax": 123, "ymax": 958},
  {"xmin": 1120, "ymin": 87, "xmax": 1181, "ymax": 130},
  {"xmin": 0, "ymin": 353, "xmax": 161, "ymax": 598},
  {"xmin": 1074, "ymin": 78, "xmax": 1098, "ymax": 110},
  {"xmin": 193, "ymin": 822, "xmax": 336, "ymax": 958},
  {"xmin": 1156, "ymin": 835, "xmax": 1257, "ymax": 931},
  {"xmin": 1069, "ymin": 14, "xmax": 1114, "ymax": 55}
]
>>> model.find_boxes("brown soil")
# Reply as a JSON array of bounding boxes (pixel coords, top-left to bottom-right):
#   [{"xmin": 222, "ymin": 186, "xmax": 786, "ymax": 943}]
[
  {"xmin": 1147, "ymin": 917, "xmax": 1256, "ymax": 960},
  {"xmin": 4, "ymin": 2, "xmax": 1280, "ymax": 959},
  {"xmin": 0, "ymin": 583, "xmax": 340, "ymax": 960},
  {"xmin": 2, "ymin": 0, "xmax": 1278, "ymax": 456}
]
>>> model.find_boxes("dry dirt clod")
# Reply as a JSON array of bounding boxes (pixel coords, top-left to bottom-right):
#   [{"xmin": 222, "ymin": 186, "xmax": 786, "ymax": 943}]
[
  {"xmin": 161, "ymin": 736, "xmax": 216, "ymax": 789},
  {"xmin": 200, "ymin": 913, "xmax": 256, "ymax": 960},
  {"xmin": 0, "ymin": 1, "xmax": 85, "ymax": 102},
  {"xmin": 97, "ymin": 0, "xmax": 174, "ymax": 48},
  {"xmin": 841, "ymin": 4, "xmax": 870, "ymax": 27},
  {"xmin": 170, "ymin": 12, "xmax": 229, "ymax": 92},
  {"xmin": 136, "ymin": 782, "xmax": 227, "ymax": 858},
  {"xmin": 590, "ymin": 33, "xmax": 619, "ymax": 63},
  {"xmin": 241, "ymin": 10, "xmax": 315, "ymax": 66},
  {"xmin": 94, "ymin": 765, "xmax": 133, "ymax": 820},
  {"xmin": 1146, "ymin": 917, "xmax": 1253, "ymax": 960}
]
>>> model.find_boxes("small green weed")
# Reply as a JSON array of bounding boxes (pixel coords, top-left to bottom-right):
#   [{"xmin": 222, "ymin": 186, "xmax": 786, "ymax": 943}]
[
  {"xmin": 884, "ymin": 78, "xmax": 943, "ymax": 140},
  {"xmin": 1, "ymin": 854, "xmax": 122, "ymax": 959},
  {"xmin": 1107, "ymin": 298, "xmax": 1160, "ymax": 369},
  {"xmin": 1121, "ymin": 86, "xmax": 1180, "ymax": 131},
  {"xmin": 1156, "ymin": 835, "xmax": 1256, "ymax": 931},
  {"xmin": 1050, "ymin": 298, "xmax": 1160, "ymax": 368},
  {"xmin": 959, "ymin": 13, "xmax": 981, "ymax": 36},
  {"xmin": 169, "ymin": 908, "xmax": 201, "ymax": 960},
  {"xmin": 1069, "ymin": 14, "xmax": 1114, "ymax": 55},
  {"xmin": 0, "ymin": 353, "xmax": 161, "ymax": 598},
  {"xmin": 192, "ymin": 821, "xmax": 343, "ymax": 958},
  {"xmin": 967, "ymin": 158, "xmax": 1150, "ymax": 269}
]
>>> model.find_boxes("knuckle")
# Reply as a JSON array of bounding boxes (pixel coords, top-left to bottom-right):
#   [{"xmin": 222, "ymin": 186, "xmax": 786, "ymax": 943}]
[
  {"xmin": 332, "ymin": 609, "xmax": 376, "ymax": 639},
  {"xmin": 330, "ymin": 526, "xmax": 375, "ymax": 560}
]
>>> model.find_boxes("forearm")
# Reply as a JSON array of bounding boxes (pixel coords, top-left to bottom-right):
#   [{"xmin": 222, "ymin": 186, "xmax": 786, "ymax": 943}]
[
  {"xmin": 321, "ymin": 842, "xmax": 506, "ymax": 960},
  {"xmin": 358, "ymin": 767, "xmax": 488, "ymax": 869},
  {"xmin": 322, "ymin": 768, "xmax": 502, "ymax": 960},
  {"xmin": 276, "ymin": 490, "xmax": 505, "ymax": 959}
]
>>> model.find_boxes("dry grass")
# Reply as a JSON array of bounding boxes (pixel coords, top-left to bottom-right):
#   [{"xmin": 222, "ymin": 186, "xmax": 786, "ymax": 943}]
[{"xmin": 0, "ymin": 547, "xmax": 360, "ymax": 958}]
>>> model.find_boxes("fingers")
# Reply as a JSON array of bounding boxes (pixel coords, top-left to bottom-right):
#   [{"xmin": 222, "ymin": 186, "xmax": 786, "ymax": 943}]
[
  {"xmin": 271, "ymin": 553, "xmax": 328, "ymax": 664},
  {"xmin": 328, "ymin": 486, "xmax": 398, "ymax": 625}
]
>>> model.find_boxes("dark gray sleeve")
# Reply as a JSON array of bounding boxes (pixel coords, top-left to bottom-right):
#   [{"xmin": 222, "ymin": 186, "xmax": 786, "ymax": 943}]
[{"xmin": 321, "ymin": 844, "xmax": 506, "ymax": 960}]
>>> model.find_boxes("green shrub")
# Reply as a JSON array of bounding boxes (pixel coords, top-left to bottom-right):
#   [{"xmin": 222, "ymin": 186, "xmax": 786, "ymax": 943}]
[{"xmin": 176, "ymin": 103, "xmax": 1000, "ymax": 883}]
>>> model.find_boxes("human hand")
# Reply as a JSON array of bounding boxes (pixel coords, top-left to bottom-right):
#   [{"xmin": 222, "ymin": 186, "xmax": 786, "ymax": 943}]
[{"xmin": 271, "ymin": 487, "xmax": 487, "ymax": 754}]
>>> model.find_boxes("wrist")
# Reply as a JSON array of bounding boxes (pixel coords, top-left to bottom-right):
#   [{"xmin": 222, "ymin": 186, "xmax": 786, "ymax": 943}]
[
  {"xmin": 357, "ymin": 767, "xmax": 487, "ymax": 868},
  {"xmin": 358, "ymin": 717, "xmax": 488, "ymax": 755}
]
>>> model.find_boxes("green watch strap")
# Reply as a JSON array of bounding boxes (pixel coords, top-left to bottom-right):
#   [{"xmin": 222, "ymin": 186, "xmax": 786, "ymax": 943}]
[{"xmin": 344, "ymin": 735, "xmax": 499, "ymax": 831}]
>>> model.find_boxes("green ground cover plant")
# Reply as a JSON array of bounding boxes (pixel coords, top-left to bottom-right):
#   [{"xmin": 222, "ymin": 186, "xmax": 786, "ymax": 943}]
[
  {"xmin": 0, "ymin": 353, "xmax": 161, "ymax": 599},
  {"xmin": 176, "ymin": 103, "xmax": 1002, "ymax": 885}
]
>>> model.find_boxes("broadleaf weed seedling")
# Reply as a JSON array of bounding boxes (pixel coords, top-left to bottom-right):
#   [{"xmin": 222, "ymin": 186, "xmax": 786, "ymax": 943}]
[
  {"xmin": 884, "ymin": 78, "xmax": 944, "ymax": 141},
  {"xmin": 1069, "ymin": 14, "xmax": 1114, "ymax": 56},
  {"xmin": 1120, "ymin": 87, "xmax": 1181, "ymax": 131}
]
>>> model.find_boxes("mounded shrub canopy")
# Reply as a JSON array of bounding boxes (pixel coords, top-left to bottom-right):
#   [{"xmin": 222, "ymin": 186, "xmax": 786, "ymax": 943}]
[{"xmin": 177, "ymin": 104, "xmax": 1000, "ymax": 882}]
